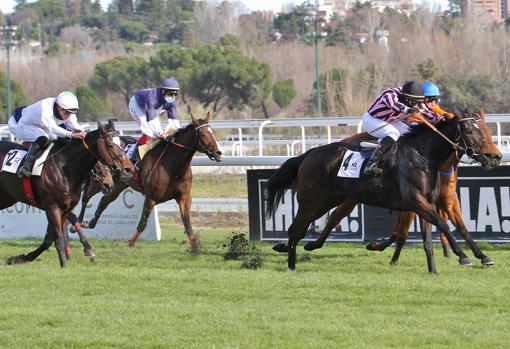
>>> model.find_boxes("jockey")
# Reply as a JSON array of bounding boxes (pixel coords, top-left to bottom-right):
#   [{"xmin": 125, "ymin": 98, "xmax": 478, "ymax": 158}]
[
  {"xmin": 422, "ymin": 81, "xmax": 454, "ymax": 119},
  {"xmin": 8, "ymin": 91, "xmax": 86, "ymax": 178},
  {"xmin": 127, "ymin": 77, "xmax": 181, "ymax": 161},
  {"xmin": 361, "ymin": 81, "xmax": 442, "ymax": 176}
]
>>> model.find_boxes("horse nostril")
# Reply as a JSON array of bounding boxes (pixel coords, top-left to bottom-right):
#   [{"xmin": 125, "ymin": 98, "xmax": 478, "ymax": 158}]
[{"xmin": 216, "ymin": 151, "xmax": 222, "ymax": 156}]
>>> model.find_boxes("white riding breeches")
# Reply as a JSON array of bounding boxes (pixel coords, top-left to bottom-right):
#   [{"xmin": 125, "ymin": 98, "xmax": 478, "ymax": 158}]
[
  {"xmin": 8, "ymin": 116, "xmax": 49, "ymax": 142},
  {"xmin": 128, "ymin": 96, "xmax": 163, "ymax": 137},
  {"xmin": 362, "ymin": 112, "xmax": 410, "ymax": 141}
]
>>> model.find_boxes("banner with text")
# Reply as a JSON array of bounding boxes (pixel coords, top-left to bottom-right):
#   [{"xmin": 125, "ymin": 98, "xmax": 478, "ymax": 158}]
[
  {"xmin": 248, "ymin": 167, "xmax": 510, "ymax": 243},
  {"xmin": 0, "ymin": 188, "xmax": 161, "ymax": 240}
]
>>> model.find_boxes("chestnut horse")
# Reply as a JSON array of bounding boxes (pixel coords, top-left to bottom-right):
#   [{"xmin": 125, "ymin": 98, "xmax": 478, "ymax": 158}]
[
  {"xmin": 265, "ymin": 112, "xmax": 497, "ymax": 273},
  {"xmin": 0, "ymin": 122, "xmax": 133, "ymax": 267},
  {"xmin": 66, "ymin": 161, "xmax": 114, "ymax": 261},
  {"xmin": 81, "ymin": 113, "xmax": 224, "ymax": 251},
  {"xmin": 304, "ymin": 111, "xmax": 501, "ymax": 266}
]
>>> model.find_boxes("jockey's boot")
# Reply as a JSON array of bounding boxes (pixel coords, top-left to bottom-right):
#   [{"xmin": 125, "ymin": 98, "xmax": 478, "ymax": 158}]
[
  {"xmin": 17, "ymin": 136, "xmax": 46, "ymax": 178},
  {"xmin": 363, "ymin": 136, "xmax": 396, "ymax": 176}
]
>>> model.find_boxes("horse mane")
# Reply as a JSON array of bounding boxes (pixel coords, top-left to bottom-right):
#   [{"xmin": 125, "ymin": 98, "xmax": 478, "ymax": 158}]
[
  {"xmin": 171, "ymin": 123, "xmax": 195, "ymax": 138},
  {"xmin": 398, "ymin": 117, "xmax": 458, "ymax": 144}
]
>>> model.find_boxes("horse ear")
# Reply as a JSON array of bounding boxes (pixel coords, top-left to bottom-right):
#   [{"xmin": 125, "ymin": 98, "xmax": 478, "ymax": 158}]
[
  {"xmin": 108, "ymin": 119, "xmax": 115, "ymax": 129},
  {"xmin": 205, "ymin": 111, "xmax": 211, "ymax": 123},
  {"xmin": 97, "ymin": 122, "xmax": 106, "ymax": 133},
  {"xmin": 190, "ymin": 113, "xmax": 198, "ymax": 126},
  {"xmin": 452, "ymin": 108, "xmax": 462, "ymax": 118},
  {"xmin": 478, "ymin": 109, "xmax": 485, "ymax": 120}
]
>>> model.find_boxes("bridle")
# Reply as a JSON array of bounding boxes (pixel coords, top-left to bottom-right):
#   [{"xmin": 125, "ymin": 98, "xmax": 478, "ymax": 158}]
[
  {"xmin": 83, "ymin": 131, "xmax": 127, "ymax": 174},
  {"xmin": 166, "ymin": 123, "xmax": 219, "ymax": 161}
]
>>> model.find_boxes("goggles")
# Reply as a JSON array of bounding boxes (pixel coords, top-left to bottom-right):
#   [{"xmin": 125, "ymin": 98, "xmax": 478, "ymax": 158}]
[
  {"xmin": 425, "ymin": 96, "xmax": 440, "ymax": 103},
  {"xmin": 162, "ymin": 89, "xmax": 179, "ymax": 97},
  {"xmin": 61, "ymin": 107, "xmax": 78, "ymax": 115}
]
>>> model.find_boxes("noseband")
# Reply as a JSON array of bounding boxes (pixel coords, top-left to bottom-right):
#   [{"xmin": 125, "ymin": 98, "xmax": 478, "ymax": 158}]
[{"xmin": 167, "ymin": 123, "xmax": 218, "ymax": 160}]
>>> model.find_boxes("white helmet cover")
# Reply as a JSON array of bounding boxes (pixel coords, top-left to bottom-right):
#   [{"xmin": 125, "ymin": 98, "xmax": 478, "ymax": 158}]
[{"xmin": 56, "ymin": 91, "xmax": 79, "ymax": 111}]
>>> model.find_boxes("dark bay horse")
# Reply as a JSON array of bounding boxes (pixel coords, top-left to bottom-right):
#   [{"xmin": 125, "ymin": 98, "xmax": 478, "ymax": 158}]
[
  {"xmin": 304, "ymin": 111, "xmax": 501, "ymax": 265},
  {"xmin": 81, "ymin": 113, "xmax": 224, "ymax": 251},
  {"xmin": 265, "ymin": 113, "xmax": 495, "ymax": 273},
  {"xmin": 364, "ymin": 111, "xmax": 502, "ymax": 265},
  {"xmin": 0, "ymin": 122, "xmax": 133, "ymax": 267}
]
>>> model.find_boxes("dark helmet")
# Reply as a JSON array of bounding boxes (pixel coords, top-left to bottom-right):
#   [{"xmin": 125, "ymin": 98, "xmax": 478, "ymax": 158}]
[
  {"xmin": 401, "ymin": 81, "xmax": 425, "ymax": 106},
  {"xmin": 160, "ymin": 78, "xmax": 180, "ymax": 91}
]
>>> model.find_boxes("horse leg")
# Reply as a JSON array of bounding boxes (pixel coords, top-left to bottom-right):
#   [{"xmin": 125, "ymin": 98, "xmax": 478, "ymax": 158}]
[
  {"xmin": 304, "ymin": 199, "xmax": 357, "ymax": 251},
  {"xmin": 448, "ymin": 196, "xmax": 491, "ymax": 265},
  {"xmin": 418, "ymin": 212, "xmax": 437, "ymax": 275},
  {"xmin": 85, "ymin": 183, "xmax": 126, "ymax": 229},
  {"xmin": 68, "ymin": 212, "xmax": 95, "ymax": 261},
  {"xmin": 47, "ymin": 206, "xmax": 67, "ymax": 268},
  {"xmin": 389, "ymin": 212, "xmax": 416, "ymax": 265},
  {"xmin": 438, "ymin": 210, "xmax": 451, "ymax": 258},
  {"xmin": 128, "ymin": 196, "xmax": 156, "ymax": 247},
  {"xmin": 175, "ymin": 192, "xmax": 200, "ymax": 252},
  {"xmin": 288, "ymin": 206, "xmax": 330, "ymax": 271},
  {"xmin": 7, "ymin": 224, "xmax": 56, "ymax": 265},
  {"xmin": 416, "ymin": 197, "xmax": 458, "ymax": 274}
]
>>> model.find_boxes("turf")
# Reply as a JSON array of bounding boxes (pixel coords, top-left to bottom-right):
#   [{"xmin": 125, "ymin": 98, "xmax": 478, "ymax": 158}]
[{"xmin": 0, "ymin": 226, "xmax": 509, "ymax": 349}]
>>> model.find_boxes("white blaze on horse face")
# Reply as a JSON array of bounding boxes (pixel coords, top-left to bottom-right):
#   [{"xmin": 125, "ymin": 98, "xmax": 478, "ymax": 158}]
[
  {"xmin": 113, "ymin": 137, "xmax": 121, "ymax": 146},
  {"xmin": 206, "ymin": 126, "xmax": 224, "ymax": 154}
]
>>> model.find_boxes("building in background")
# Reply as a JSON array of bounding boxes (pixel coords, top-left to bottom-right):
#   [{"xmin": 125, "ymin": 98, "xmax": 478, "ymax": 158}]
[{"xmin": 319, "ymin": 0, "xmax": 416, "ymax": 18}]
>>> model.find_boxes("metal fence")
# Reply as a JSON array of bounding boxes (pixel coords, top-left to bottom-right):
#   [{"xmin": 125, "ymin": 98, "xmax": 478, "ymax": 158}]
[{"xmin": 2, "ymin": 114, "xmax": 510, "ymax": 164}]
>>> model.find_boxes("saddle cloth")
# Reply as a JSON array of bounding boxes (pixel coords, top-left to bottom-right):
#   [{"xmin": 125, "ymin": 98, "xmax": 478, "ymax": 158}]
[
  {"xmin": 337, "ymin": 146, "xmax": 376, "ymax": 178},
  {"xmin": 1, "ymin": 143, "xmax": 54, "ymax": 176}
]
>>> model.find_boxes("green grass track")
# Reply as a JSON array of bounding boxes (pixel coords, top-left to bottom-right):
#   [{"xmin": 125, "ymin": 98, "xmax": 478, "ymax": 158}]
[{"xmin": 0, "ymin": 227, "xmax": 509, "ymax": 349}]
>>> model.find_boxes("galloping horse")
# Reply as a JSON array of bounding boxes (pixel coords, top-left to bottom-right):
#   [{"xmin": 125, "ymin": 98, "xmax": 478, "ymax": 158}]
[
  {"xmin": 364, "ymin": 111, "xmax": 501, "ymax": 265},
  {"xmin": 303, "ymin": 111, "xmax": 501, "ymax": 266},
  {"xmin": 0, "ymin": 122, "xmax": 133, "ymax": 267},
  {"xmin": 81, "ymin": 113, "xmax": 224, "ymax": 251},
  {"xmin": 65, "ymin": 161, "xmax": 114, "ymax": 261},
  {"xmin": 265, "ymin": 113, "xmax": 495, "ymax": 273}
]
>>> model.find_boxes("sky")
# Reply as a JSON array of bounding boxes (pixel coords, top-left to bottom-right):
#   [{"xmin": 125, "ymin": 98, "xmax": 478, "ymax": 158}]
[{"xmin": 0, "ymin": 0, "xmax": 446, "ymax": 15}]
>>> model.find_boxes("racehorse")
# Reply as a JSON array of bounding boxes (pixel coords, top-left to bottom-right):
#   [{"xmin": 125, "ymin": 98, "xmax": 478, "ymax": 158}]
[
  {"xmin": 363, "ymin": 110, "xmax": 501, "ymax": 265},
  {"xmin": 81, "ymin": 113, "xmax": 224, "ymax": 252},
  {"xmin": 0, "ymin": 121, "xmax": 133, "ymax": 267},
  {"xmin": 65, "ymin": 161, "xmax": 114, "ymax": 261},
  {"xmin": 265, "ymin": 112, "xmax": 496, "ymax": 273}
]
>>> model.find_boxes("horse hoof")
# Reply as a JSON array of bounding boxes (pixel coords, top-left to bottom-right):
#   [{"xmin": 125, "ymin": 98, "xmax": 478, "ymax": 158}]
[
  {"xmin": 390, "ymin": 260, "xmax": 398, "ymax": 266},
  {"xmin": 287, "ymin": 268, "xmax": 297, "ymax": 273},
  {"xmin": 272, "ymin": 243, "xmax": 288, "ymax": 253},
  {"xmin": 481, "ymin": 257, "xmax": 494, "ymax": 266},
  {"xmin": 128, "ymin": 239, "xmax": 136, "ymax": 247},
  {"xmin": 366, "ymin": 242, "xmax": 380, "ymax": 251},
  {"xmin": 303, "ymin": 242, "xmax": 320, "ymax": 251},
  {"xmin": 80, "ymin": 221, "xmax": 90, "ymax": 229},
  {"xmin": 190, "ymin": 239, "xmax": 200, "ymax": 253},
  {"xmin": 459, "ymin": 257, "xmax": 473, "ymax": 266},
  {"xmin": 6, "ymin": 255, "xmax": 28, "ymax": 265}
]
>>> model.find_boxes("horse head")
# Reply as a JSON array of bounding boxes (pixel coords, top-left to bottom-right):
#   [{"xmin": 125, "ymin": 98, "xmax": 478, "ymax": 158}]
[
  {"xmin": 190, "ymin": 112, "xmax": 224, "ymax": 162},
  {"xmin": 94, "ymin": 121, "xmax": 134, "ymax": 180},
  {"xmin": 90, "ymin": 161, "xmax": 114, "ymax": 194},
  {"xmin": 454, "ymin": 110, "xmax": 501, "ymax": 169}
]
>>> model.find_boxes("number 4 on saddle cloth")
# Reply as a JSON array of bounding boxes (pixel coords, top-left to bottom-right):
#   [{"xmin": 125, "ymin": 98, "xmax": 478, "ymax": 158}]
[
  {"xmin": 1, "ymin": 144, "xmax": 54, "ymax": 176},
  {"xmin": 337, "ymin": 142, "xmax": 379, "ymax": 178}
]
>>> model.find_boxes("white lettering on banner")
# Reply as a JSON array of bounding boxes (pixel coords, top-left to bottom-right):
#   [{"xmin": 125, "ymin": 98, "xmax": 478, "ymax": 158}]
[
  {"xmin": 266, "ymin": 190, "xmax": 294, "ymax": 232},
  {"xmin": 477, "ymin": 187, "xmax": 501, "ymax": 232},
  {"xmin": 501, "ymin": 187, "xmax": 510, "ymax": 233},
  {"xmin": 0, "ymin": 189, "xmax": 160, "ymax": 240},
  {"xmin": 460, "ymin": 187, "xmax": 476, "ymax": 232}
]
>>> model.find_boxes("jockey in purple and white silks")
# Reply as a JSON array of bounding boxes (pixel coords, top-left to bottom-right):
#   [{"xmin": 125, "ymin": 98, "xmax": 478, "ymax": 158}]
[
  {"xmin": 8, "ymin": 91, "xmax": 86, "ymax": 177},
  {"xmin": 361, "ymin": 81, "xmax": 442, "ymax": 175},
  {"xmin": 128, "ymin": 78, "xmax": 181, "ymax": 147}
]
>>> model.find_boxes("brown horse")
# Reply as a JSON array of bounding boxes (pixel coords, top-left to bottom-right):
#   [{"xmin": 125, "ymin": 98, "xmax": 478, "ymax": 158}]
[
  {"xmin": 364, "ymin": 111, "xmax": 502, "ymax": 265},
  {"xmin": 66, "ymin": 161, "xmax": 114, "ymax": 261},
  {"xmin": 81, "ymin": 113, "xmax": 224, "ymax": 251},
  {"xmin": 304, "ymin": 111, "xmax": 501, "ymax": 266},
  {"xmin": 266, "ymin": 112, "xmax": 498, "ymax": 273},
  {"xmin": 0, "ymin": 121, "xmax": 133, "ymax": 267}
]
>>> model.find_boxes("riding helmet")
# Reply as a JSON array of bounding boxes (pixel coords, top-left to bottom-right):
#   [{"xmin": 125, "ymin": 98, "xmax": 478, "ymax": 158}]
[
  {"xmin": 401, "ymin": 81, "xmax": 425, "ymax": 105},
  {"xmin": 160, "ymin": 78, "xmax": 180, "ymax": 91},
  {"xmin": 422, "ymin": 81, "xmax": 441, "ymax": 97},
  {"xmin": 56, "ymin": 91, "xmax": 79, "ymax": 111}
]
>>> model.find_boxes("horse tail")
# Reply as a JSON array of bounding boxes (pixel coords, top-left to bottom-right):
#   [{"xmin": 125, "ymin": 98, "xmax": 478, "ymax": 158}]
[{"xmin": 264, "ymin": 152, "xmax": 308, "ymax": 219}]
